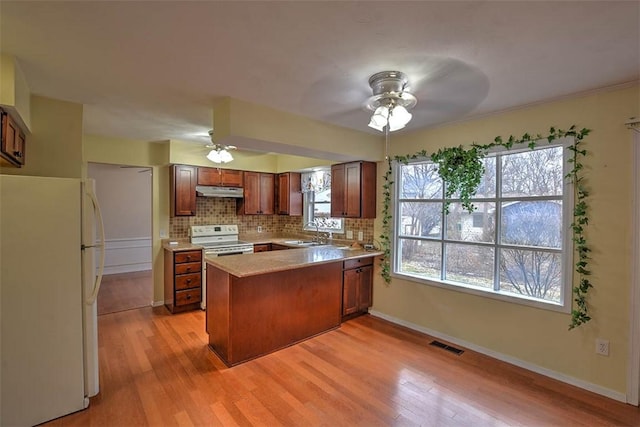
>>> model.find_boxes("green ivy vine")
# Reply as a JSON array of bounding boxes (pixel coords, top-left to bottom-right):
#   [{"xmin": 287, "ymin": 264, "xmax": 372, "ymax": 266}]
[{"xmin": 380, "ymin": 125, "xmax": 593, "ymax": 329}]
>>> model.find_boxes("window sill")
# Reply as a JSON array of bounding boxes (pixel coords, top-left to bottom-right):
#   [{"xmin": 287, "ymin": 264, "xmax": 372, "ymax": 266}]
[{"xmin": 392, "ymin": 271, "xmax": 570, "ymax": 314}]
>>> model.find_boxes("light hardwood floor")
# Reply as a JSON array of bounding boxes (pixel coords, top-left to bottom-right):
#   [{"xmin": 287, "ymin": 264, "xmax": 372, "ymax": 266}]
[
  {"xmin": 97, "ymin": 270, "xmax": 152, "ymax": 315},
  {"xmin": 44, "ymin": 306, "xmax": 639, "ymax": 426}
]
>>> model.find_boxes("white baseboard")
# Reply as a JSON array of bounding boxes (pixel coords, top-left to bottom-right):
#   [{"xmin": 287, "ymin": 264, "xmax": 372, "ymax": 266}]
[
  {"xmin": 152, "ymin": 300, "xmax": 164, "ymax": 308},
  {"xmin": 369, "ymin": 309, "xmax": 627, "ymax": 403}
]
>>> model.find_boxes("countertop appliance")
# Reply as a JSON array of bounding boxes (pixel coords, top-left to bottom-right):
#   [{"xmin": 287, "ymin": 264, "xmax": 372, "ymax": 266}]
[
  {"xmin": 190, "ymin": 224, "xmax": 254, "ymax": 309},
  {"xmin": 0, "ymin": 175, "xmax": 105, "ymax": 426}
]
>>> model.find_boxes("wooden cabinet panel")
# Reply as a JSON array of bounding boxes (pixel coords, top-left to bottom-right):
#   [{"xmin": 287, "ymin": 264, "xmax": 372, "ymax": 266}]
[
  {"xmin": 164, "ymin": 249, "xmax": 202, "ymax": 313},
  {"xmin": 175, "ymin": 273, "xmax": 201, "ymax": 290},
  {"xmin": 0, "ymin": 111, "xmax": 26, "ymax": 167},
  {"xmin": 237, "ymin": 172, "xmax": 274, "ymax": 215},
  {"xmin": 174, "ymin": 250, "xmax": 201, "ymax": 263},
  {"xmin": 221, "ymin": 169, "xmax": 243, "ymax": 187},
  {"xmin": 342, "ymin": 268, "xmax": 359, "ymax": 316},
  {"xmin": 342, "ymin": 257, "xmax": 374, "ymax": 319},
  {"xmin": 171, "ymin": 165, "xmax": 197, "ymax": 217},
  {"xmin": 277, "ymin": 172, "xmax": 302, "ymax": 215},
  {"xmin": 270, "ymin": 243, "xmax": 291, "ymax": 251},
  {"xmin": 253, "ymin": 243, "xmax": 272, "ymax": 252},
  {"xmin": 357, "ymin": 265, "xmax": 373, "ymax": 311},
  {"xmin": 197, "ymin": 167, "xmax": 243, "ymax": 187},
  {"xmin": 175, "ymin": 288, "xmax": 201, "ymax": 306},
  {"xmin": 331, "ymin": 161, "xmax": 376, "ymax": 218},
  {"xmin": 175, "ymin": 262, "xmax": 201, "ymax": 275}
]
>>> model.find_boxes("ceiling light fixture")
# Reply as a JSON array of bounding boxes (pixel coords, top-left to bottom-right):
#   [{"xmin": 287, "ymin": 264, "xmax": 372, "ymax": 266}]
[
  {"xmin": 205, "ymin": 129, "xmax": 235, "ymax": 164},
  {"xmin": 365, "ymin": 71, "xmax": 417, "ymax": 132}
]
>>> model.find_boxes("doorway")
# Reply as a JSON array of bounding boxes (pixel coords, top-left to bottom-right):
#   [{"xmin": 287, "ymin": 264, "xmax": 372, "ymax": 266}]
[{"xmin": 88, "ymin": 163, "xmax": 153, "ymax": 315}]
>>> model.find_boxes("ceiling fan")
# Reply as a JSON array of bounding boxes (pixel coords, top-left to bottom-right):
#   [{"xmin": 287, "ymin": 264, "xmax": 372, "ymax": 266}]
[
  {"xmin": 364, "ymin": 70, "xmax": 417, "ymax": 132},
  {"xmin": 206, "ymin": 129, "xmax": 236, "ymax": 164}
]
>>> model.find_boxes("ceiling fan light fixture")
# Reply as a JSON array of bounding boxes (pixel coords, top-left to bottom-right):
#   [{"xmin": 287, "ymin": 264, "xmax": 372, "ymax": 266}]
[
  {"xmin": 205, "ymin": 129, "xmax": 235, "ymax": 164},
  {"xmin": 365, "ymin": 71, "xmax": 417, "ymax": 132},
  {"xmin": 368, "ymin": 105, "xmax": 389, "ymax": 131},
  {"xmin": 388, "ymin": 105, "xmax": 412, "ymax": 131}
]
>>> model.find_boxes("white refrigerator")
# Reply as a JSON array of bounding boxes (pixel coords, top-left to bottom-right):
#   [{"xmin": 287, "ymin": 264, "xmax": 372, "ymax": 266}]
[{"xmin": 0, "ymin": 174, "xmax": 105, "ymax": 426}]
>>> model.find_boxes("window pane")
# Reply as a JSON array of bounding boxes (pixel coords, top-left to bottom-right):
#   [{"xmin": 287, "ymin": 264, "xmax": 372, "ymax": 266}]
[
  {"xmin": 474, "ymin": 157, "xmax": 496, "ymax": 198},
  {"xmin": 314, "ymin": 201, "xmax": 331, "ymax": 217},
  {"xmin": 499, "ymin": 249, "xmax": 562, "ymax": 303},
  {"xmin": 444, "ymin": 243, "xmax": 494, "ymax": 289},
  {"xmin": 399, "ymin": 201, "xmax": 442, "ymax": 238},
  {"xmin": 398, "ymin": 239, "xmax": 441, "ymax": 280},
  {"xmin": 501, "ymin": 147, "xmax": 564, "ymax": 197},
  {"xmin": 315, "ymin": 188, "xmax": 331, "ymax": 202},
  {"xmin": 400, "ymin": 163, "xmax": 442, "ymax": 199},
  {"xmin": 445, "ymin": 202, "xmax": 495, "ymax": 243},
  {"xmin": 500, "ymin": 201, "xmax": 562, "ymax": 249},
  {"xmin": 449, "ymin": 157, "xmax": 496, "ymax": 199}
]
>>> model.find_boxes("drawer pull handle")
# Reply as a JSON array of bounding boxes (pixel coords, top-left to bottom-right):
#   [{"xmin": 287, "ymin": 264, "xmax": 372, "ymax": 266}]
[
  {"xmin": 186, "ymin": 279, "xmax": 191, "ymax": 284},
  {"xmin": 186, "ymin": 294, "xmax": 191, "ymax": 300}
]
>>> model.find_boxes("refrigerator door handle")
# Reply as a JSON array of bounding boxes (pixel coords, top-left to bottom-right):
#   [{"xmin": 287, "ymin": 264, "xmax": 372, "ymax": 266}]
[{"xmin": 85, "ymin": 186, "xmax": 106, "ymax": 305}]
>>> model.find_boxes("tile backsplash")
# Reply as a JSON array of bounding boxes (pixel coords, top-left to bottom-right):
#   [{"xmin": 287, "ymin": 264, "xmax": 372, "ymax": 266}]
[{"xmin": 169, "ymin": 197, "xmax": 375, "ymax": 243}]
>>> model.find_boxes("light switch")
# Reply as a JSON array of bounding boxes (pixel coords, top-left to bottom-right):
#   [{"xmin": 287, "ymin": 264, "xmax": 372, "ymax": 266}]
[{"xmin": 346, "ymin": 230, "xmax": 353, "ymax": 239}]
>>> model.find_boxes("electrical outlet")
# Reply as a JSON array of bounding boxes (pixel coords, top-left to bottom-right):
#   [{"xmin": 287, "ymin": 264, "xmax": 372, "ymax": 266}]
[
  {"xmin": 257, "ymin": 226, "xmax": 262, "ymax": 233},
  {"xmin": 358, "ymin": 231, "xmax": 364, "ymax": 241},
  {"xmin": 596, "ymin": 338, "xmax": 609, "ymax": 356},
  {"xmin": 159, "ymin": 229, "xmax": 168, "ymax": 238},
  {"xmin": 346, "ymin": 230, "xmax": 353, "ymax": 239}
]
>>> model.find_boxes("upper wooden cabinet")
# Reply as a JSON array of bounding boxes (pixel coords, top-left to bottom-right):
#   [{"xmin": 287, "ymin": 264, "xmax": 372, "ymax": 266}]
[
  {"xmin": 0, "ymin": 110, "xmax": 26, "ymax": 167},
  {"xmin": 277, "ymin": 172, "xmax": 302, "ymax": 216},
  {"xmin": 197, "ymin": 167, "xmax": 243, "ymax": 187},
  {"xmin": 171, "ymin": 164, "xmax": 197, "ymax": 216},
  {"xmin": 237, "ymin": 172, "xmax": 274, "ymax": 215},
  {"xmin": 331, "ymin": 161, "xmax": 376, "ymax": 218}
]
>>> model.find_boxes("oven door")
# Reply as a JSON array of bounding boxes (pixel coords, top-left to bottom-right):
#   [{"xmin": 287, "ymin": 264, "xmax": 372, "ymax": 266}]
[{"xmin": 201, "ymin": 246, "xmax": 254, "ymax": 310}]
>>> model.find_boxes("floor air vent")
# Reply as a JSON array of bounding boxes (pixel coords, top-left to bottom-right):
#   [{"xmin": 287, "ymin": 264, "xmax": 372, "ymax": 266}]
[{"xmin": 429, "ymin": 340, "xmax": 464, "ymax": 356}]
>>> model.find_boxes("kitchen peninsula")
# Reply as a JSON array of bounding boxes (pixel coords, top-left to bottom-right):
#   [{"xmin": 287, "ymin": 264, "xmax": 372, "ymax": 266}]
[{"xmin": 205, "ymin": 246, "xmax": 381, "ymax": 366}]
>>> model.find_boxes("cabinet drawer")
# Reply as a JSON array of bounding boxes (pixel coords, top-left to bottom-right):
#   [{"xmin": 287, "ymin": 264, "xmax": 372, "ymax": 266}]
[
  {"xmin": 175, "ymin": 273, "xmax": 201, "ymax": 290},
  {"xmin": 175, "ymin": 262, "xmax": 201, "ymax": 275},
  {"xmin": 175, "ymin": 288, "xmax": 201, "ymax": 306},
  {"xmin": 175, "ymin": 250, "xmax": 202, "ymax": 264},
  {"xmin": 344, "ymin": 257, "xmax": 373, "ymax": 270}
]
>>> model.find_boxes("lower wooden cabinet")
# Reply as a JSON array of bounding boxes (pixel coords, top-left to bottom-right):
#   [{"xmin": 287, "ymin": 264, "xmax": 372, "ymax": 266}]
[
  {"xmin": 164, "ymin": 249, "xmax": 202, "ymax": 313},
  {"xmin": 253, "ymin": 243, "xmax": 272, "ymax": 252},
  {"xmin": 342, "ymin": 257, "xmax": 373, "ymax": 318}
]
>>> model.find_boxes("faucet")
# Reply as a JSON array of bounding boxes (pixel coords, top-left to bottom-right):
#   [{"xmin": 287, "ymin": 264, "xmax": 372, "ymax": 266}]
[{"xmin": 304, "ymin": 222, "xmax": 320, "ymax": 243}]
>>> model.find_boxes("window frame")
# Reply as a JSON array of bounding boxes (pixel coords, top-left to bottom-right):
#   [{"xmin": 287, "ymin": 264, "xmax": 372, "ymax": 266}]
[
  {"xmin": 391, "ymin": 137, "xmax": 575, "ymax": 312},
  {"xmin": 302, "ymin": 188, "xmax": 345, "ymax": 234}
]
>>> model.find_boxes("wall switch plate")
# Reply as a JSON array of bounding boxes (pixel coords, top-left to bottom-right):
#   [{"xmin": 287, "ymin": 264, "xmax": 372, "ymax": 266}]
[
  {"xmin": 596, "ymin": 338, "xmax": 609, "ymax": 356},
  {"xmin": 346, "ymin": 230, "xmax": 353, "ymax": 239},
  {"xmin": 160, "ymin": 229, "xmax": 168, "ymax": 238},
  {"xmin": 257, "ymin": 226, "xmax": 262, "ymax": 233},
  {"xmin": 358, "ymin": 231, "xmax": 364, "ymax": 241}
]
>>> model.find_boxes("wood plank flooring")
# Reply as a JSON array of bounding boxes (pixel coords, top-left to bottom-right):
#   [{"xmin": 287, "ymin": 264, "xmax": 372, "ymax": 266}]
[
  {"xmin": 43, "ymin": 306, "xmax": 640, "ymax": 426},
  {"xmin": 97, "ymin": 270, "xmax": 152, "ymax": 315}
]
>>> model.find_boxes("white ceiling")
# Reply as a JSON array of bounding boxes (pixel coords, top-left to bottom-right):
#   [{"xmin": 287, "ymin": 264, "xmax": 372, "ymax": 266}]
[{"xmin": 1, "ymin": 1, "xmax": 638, "ymax": 149}]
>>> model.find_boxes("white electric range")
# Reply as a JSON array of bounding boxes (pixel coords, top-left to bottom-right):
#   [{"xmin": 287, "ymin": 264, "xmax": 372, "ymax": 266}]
[{"xmin": 190, "ymin": 224, "xmax": 254, "ymax": 309}]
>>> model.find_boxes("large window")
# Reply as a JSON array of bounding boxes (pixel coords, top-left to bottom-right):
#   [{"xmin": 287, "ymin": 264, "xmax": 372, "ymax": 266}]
[{"xmin": 394, "ymin": 140, "xmax": 573, "ymax": 310}]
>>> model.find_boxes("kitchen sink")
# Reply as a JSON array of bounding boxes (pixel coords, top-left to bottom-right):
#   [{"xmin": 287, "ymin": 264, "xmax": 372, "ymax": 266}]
[{"xmin": 282, "ymin": 240, "xmax": 321, "ymax": 246}]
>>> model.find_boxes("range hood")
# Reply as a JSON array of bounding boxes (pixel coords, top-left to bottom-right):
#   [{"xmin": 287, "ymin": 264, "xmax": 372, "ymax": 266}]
[{"xmin": 196, "ymin": 185, "xmax": 244, "ymax": 198}]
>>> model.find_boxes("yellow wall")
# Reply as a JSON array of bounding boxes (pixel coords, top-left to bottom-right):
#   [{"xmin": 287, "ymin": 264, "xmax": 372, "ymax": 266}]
[
  {"xmin": 0, "ymin": 95, "xmax": 82, "ymax": 178},
  {"xmin": 373, "ymin": 84, "xmax": 639, "ymax": 396},
  {"xmin": 83, "ymin": 134, "xmax": 170, "ymax": 305}
]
